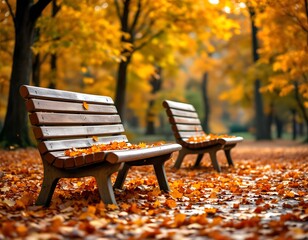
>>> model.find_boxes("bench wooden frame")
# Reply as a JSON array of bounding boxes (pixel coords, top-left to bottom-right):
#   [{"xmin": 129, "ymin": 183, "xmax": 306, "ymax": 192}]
[
  {"xmin": 20, "ymin": 85, "xmax": 181, "ymax": 206},
  {"xmin": 163, "ymin": 100, "xmax": 243, "ymax": 172}
]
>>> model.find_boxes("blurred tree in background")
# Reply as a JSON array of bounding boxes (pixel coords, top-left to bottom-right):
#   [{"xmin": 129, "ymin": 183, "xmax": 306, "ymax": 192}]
[{"xmin": 0, "ymin": 0, "xmax": 307, "ymax": 147}]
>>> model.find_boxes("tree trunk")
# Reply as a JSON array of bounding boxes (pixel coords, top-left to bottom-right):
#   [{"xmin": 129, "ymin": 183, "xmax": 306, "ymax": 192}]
[
  {"xmin": 275, "ymin": 116, "xmax": 283, "ymax": 139},
  {"xmin": 48, "ymin": 0, "xmax": 60, "ymax": 89},
  {"xmin": 201, "ymin": 72, "xmax": 210, "ymax": 133},
  {"xmin": 250, "ymin": 7, "xmax": 271, "ymax": 140},
  {"xmin": 32, "ymin": 53, "xmax": 41, "ymax": 87},
  {"xmin": 294, "ymin": 81, "xmax": 308, "ymax": 142},
  {"xmin": 115, "ymin": 59, "xmax": 130, "ymax": 121},
  {"xmin": 291, "ymin": 109, "xmax": 297, "ymax": 140},
  {"xmin": 0, "ymin": 3, "xmax": 35, "ymax": 147},
  {"xmin": 145, "ymin": 67, "xmax": 162, "ymax": 135},
  {"xmin": 32, "ymin": 28, "xmax": 41, "ymax": 86},
  {"xmin": 265, "ymin": 102, "xmax": 273, "ymax": 140},
  {"xmin": 114, "ymin": 0, "xmax": 131, "ymax": 121},
  {"xmin": 0, "ymin": 0, "xmax": 52, "ymax": 148},
  {"xmin": 49, "ymin": 53, "xmax": 57, "ymax": 89}
]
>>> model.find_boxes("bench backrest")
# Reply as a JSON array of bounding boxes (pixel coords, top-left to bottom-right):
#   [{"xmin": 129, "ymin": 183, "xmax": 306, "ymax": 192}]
[
  {"xmin": 20, "ymin": 85, "xmax": 128, "ymax": 168},
  {"xmin": 162, "ymin": 100, "xmax": 205, "ymax": 145}
]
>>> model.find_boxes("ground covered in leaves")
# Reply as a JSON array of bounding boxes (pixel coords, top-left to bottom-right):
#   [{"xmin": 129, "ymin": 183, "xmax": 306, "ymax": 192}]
[{"xmin": 0, "ymin": 140, "xmax": 307, "ymax": 239}]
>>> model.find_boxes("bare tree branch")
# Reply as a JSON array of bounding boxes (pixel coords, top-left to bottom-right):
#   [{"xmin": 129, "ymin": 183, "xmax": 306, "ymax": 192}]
[
  {"xmin": 134, "ymin": 26, "xmax": 168, "ymax": 52},
  {"xmin": 129, "ymin": 0, "xmax": 141, "ymax": 33},
  {"xmin": 30, "ymin": 0, "xmax": 52, "ymax": 22},
  {"xmin": 4, "ymin": 0, "xmax": 15, "ymax": 24}
]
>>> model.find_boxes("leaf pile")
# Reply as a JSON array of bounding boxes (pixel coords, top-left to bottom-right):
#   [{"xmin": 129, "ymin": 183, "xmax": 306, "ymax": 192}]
[
  {"xmin": 187, "ymin": 133, "xmax": 236, "ymax": 143},
  {"xmin": 0, "ymin": 141, "xmax": 307, "ymax": 239},
  {"xmin": 64, "ymin": 141, "xmax": 165, "ymax": 157}
]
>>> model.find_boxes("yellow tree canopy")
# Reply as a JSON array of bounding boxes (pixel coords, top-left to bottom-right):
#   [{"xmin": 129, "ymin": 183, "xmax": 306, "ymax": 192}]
[{"xmin": 254, "ymin": 0, "xmax": 308, "ymax": 105}]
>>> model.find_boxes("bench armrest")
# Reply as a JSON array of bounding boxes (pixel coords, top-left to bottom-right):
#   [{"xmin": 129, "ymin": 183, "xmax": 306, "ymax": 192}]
[
  {"xmin": 221, "ymin": 136, "xmax": 244, "ymax": 145},
  {"xmin": 106, "ymin": 143, "xmax": 182, "ymax": 164}
]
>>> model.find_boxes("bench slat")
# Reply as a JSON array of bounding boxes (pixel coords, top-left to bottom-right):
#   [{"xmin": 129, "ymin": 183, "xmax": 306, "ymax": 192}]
[
  {"xmin": 172, "ymin": 124, "xmax": 203, "ymax": 132},
  {"xmin": 38, "ymin": 135, "xmax": 129, "ymax": 153},
  {"xmin": 26, "ymin": 99, "xmax": 118, "ymax": 114},
  {"xmin": 169, "ymin": 116, "xmax": 201, "ymax": 125},
  {"xmin": 175, "ymin": 131, "xmax": 208, "ymax": 139},
  {"xmin": 43, "ymin": 151, "xmax": 106, "ymax": 168},
  {"xmin": 167, "ymin": 109, "xmax": 199, "ymax": 118},
  {"xmin": 29, "ymin": 112, "xmax": 121, "ymax": 125},
  {"xmin": 106, "ymin": 143, "xmax": 182, "ymax": 164},
  {"xmin": 222, "ymin": 137, "xmax": 244, "ymax": 145},
  {"xmin": 33, "ymin": 124, "xmax": 125, "ymax": 139},
  {"xmin": 20, "ymin": 85, "xmax": 114, "ymax": 104},
  {"xmin": 163, "ymin": 100, "xmax": 196, "ymax": 112}
]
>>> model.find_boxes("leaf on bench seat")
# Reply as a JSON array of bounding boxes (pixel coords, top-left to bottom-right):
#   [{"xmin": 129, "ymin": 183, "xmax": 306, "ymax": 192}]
[
  {"xmin": 83, "ymin": 101, "xmax": 89, "ymax": 110},
  {"xmin": 187, "ymin": 133, "xmax": 237, "ymax": 143},
  {"xmin": 63, "ymin": 141, "xmax": 167, "ymax": 157},
  {"xmin": 181, "ymin": 139, "xmax": 224, "ymax": 149}
]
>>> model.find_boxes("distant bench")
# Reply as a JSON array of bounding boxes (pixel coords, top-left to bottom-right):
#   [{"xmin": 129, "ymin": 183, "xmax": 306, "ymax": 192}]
[
  {"xmin": 163, "ymin": 100, "xmax": 243, "ymax": 172},
  {"xmin": 20, "ymin": 85, "xmax": 181, "ymax": 206}
]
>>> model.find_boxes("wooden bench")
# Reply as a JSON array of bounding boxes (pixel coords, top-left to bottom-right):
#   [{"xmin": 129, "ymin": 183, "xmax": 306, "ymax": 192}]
[
  {"xmin": 163, "ymin": 100, "xmax": 243, "ymax": 172},
  {"xmin": 20, "ymin": 85, "xmax": 181, "ymax": 206}
]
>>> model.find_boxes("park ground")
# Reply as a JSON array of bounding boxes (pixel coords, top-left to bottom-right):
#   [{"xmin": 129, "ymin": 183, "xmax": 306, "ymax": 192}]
[{"xmin": 0, "ymin": 139, "xmax": 307, "ymax": 239}]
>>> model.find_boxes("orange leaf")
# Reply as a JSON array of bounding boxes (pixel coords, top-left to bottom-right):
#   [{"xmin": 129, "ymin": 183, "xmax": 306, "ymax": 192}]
[
  {"xmin": 170, "ymin": 189, "xmax": 183, "ymax": 199},
  {"xmin": 174, "ymin": 213, "xmax": 186, "ymax": 227},
  {"xmin": 165, "ymin": 199, "xmax": 177, "ymax": 209},
  {"xmin": 129, "ymin": 203, "xmax": 141, "ymax": 214},
  {"xmin": 83, "ymin": 101, "xmax": 89, "ymax": 110},
  {"xmin": 285, "ymin": 191, "xmax": 295, "ymax": 198}
]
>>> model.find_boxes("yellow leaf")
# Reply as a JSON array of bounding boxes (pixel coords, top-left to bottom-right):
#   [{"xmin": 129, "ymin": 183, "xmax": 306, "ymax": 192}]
[
  {"xmin": 138, "ymin": 142, "xmax": 147, "ymax": 148},
  {"xmin": 107, "ymin": 204, "xmax": 119, "ymax": 210},
  {"xmin": 205, "ymin": 208, "xmax": 217, "ymax": 215},
  {"xmin": 152, "ymin": 200, "xmax": 161, "ymax": 208}
]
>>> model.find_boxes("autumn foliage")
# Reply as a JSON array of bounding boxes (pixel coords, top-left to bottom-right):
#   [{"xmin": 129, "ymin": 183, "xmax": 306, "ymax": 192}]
[
  {"xmin": 0, "ymin": 141, "xmax": 307, "ymax": 239},
  {"xmin": 187, "ymin": 133, "xmax": 235, "ymax": 143},
  {"xmin": 64, "ymin": 141, "xmax": 165, "ymax": 157}
]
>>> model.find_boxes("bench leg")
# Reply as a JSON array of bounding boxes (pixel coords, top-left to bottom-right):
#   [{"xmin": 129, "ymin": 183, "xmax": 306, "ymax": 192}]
[
  {"xmin": 208, "ymin": 150, "xmax": 221, "ymax": 172},
  {"xmin": 36, "ymin": 161, "xmax": 60, "ymax": 207},
  {"xmin": 36, "ymin": 177, "xmax": 59, "ymax": 207},
  {"xmin": 193, "ymin": 154, "xmax": 204, "ymax": 168},
  {"xmin": 36, "ymin": 160, "xmax": 121, "ymax": 206},
  {"xmin": 224, "ymin": 148, "xmax": 234, "ymax": 166},
  {"xmin": 93, "ymin": 163, "xmax": 121, "ymax": 205},
  {"xmin": 154, "ymin": 162, "xmax": 170, "ymax": 192},
  {"xmin": 113, "ymin": 163, "xmax": 130, "ymax": 190},
  {"xmin": 173, "ymin": 150, "xmax": 186, "ymax": 169}
]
